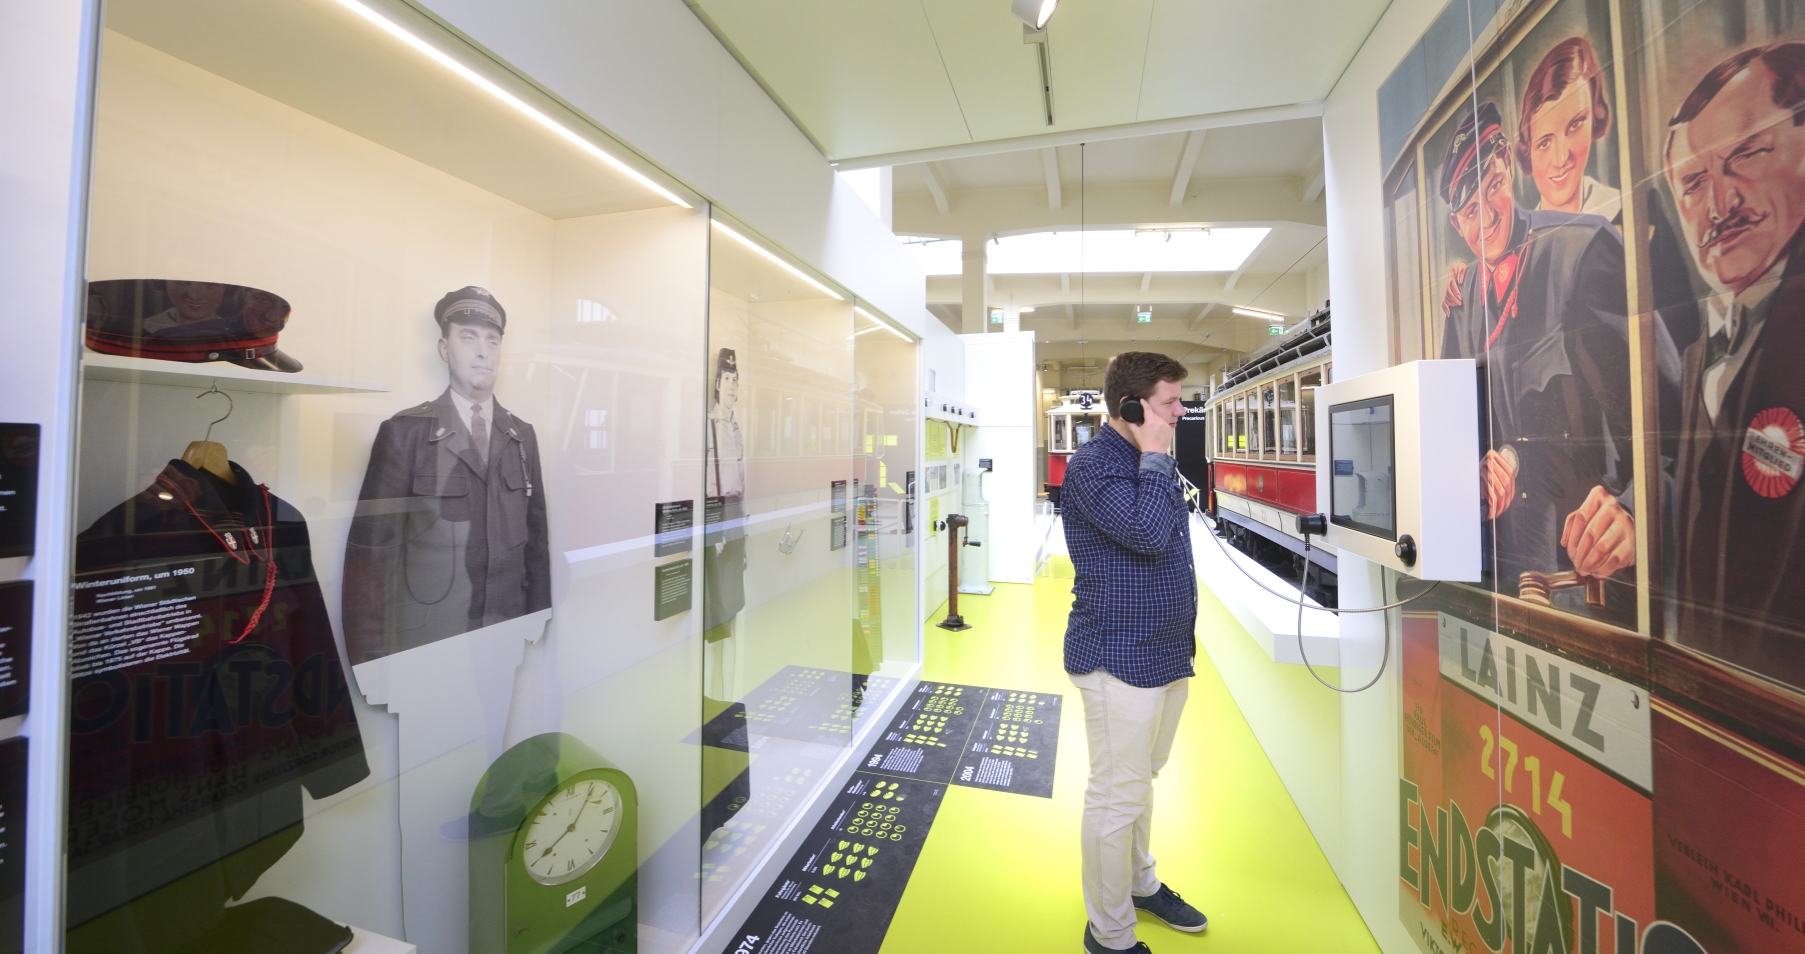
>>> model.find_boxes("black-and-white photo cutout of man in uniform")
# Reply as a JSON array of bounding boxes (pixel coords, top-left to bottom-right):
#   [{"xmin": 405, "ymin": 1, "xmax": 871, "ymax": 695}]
[
  {"xmin": 342, "ymin": 286, "xmax": 550, "ymax": 665},
  {"xmin": 705, "ymin": 348, "xmax": 747, "ymax": 700}
]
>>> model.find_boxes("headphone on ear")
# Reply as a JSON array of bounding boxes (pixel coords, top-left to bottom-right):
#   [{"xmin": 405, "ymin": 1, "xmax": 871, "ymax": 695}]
[{"xmin": 1118, "ymin": 396, "xmax": 1146, "ymax": 424}]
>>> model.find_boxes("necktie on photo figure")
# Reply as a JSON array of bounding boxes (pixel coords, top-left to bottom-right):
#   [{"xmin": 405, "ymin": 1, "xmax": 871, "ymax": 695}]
[{"xmin": 470, "ymin": 405, "xmax": 488, "ymax": 465}]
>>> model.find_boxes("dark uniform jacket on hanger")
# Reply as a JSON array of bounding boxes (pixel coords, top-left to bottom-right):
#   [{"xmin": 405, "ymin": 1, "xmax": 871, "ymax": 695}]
[
  {"xmin": 65, "ymin": 459, "xmax": 368, "ymax": 944},
  {"xmin": 342, "ymin": 388, "xmax": 550, "ymax": 665}
]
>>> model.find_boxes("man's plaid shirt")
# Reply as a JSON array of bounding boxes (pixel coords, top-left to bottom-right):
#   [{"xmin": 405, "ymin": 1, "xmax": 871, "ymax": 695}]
[{"xmin": 1060, "ymin": 423, "xmax": 1196, "ymax": 688}]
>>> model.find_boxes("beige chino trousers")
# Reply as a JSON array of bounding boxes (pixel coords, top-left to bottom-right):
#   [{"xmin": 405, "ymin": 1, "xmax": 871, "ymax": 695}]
[{"xmin": 1070, "ymin": 668, "xmax": 1190, "ymax": 950}]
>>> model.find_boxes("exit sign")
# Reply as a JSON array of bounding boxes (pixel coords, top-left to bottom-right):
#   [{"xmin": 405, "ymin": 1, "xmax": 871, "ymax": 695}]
[
  {"xmin": 1268, "ymin": 324, "xmax": 1284, "ymax": 335},
  {"xmin": 1134, "ymin": 307, "xmax": 1152, "ymax": 323}
]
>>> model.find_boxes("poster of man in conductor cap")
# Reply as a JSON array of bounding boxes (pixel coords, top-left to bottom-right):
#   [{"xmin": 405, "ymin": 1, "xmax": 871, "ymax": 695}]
[
  {"xmin": 343, "ymin": 285, "xmax": 551, "ymax": 664},
  {"xmin": 1431, "ymin": 89, "xmax": 1666, "ymax": 624}
]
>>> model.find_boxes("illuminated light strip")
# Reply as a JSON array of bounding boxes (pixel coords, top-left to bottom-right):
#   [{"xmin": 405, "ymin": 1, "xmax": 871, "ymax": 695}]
[
  {"xmin": 1232, "ymin": 307, "xmax": 1288, "ymax": 321},
  {"xmin": 711, "ymin": 220, "xmax": 844, "ymax": 300},
  {"xmin": 854, "ymin": 306, "xmax": 911, "ymax": 341},
  {"xmin": 332, "ymin": 0, "xmax": 691, "ymax": 209}
]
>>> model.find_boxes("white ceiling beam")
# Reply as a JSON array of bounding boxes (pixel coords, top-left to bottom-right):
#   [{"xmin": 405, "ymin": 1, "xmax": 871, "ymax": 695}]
[
  {"xmin": 1302, "ymin": 168, "xmax": 1326, "ymax": 203},
  {"xmin": 1067, "ymin": 303, "xmax": 1076, "ymax": 329},
  {"xmin": 833, "ymin": 101, "xmax": 1325, "ymax": 169},
  {"xmin": 1041, "ymin": 147, "xmax": 1062, "ymax": 210},
  {"xmin": 1224, "ymin": 230, "xmax": 1278, "ymax": 291},
  {"xmin": 1188, "ymin": 302, "xmax": 1218, "ymax": 330},
  {"xmin": 1060, "ymin": 273, "xmax": 1070, "ymax": 293},
  {"xmin": 1140, "ymin": 272, "xmax": 1153, "ymax": 292},
  {"xmin": 917, "ymin": 162, "xmax": 951, "ymax": 216},
  {"xmin": 1301, "ymin": 147, "xmax": 1326, "ymax": 202},
  {"xmin": 1169, "ymin": 130, "xmax": 1207, "ymax": 208}
]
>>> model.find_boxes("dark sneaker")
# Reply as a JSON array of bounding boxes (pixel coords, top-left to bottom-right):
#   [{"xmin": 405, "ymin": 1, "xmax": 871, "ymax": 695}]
[
  {"xmin": 1134, "ymin": 883, "xmax": 1208, "ymax": 933},
  {"xmin": 1083, "ymin": 922, "xmax": 1152, "ymax": 953}
]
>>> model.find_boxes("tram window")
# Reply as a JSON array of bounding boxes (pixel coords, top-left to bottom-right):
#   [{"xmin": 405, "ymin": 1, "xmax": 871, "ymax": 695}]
[
  {"xmin": 1279, "ymin": 377, "xmax": 1297, "ymax": 456},
  {"xmin": 1233, "ymin": 394, "xmax": 1246, "ymax": 454},
  {"xmin": 1246, "ymin": 392, "xmax": 1261, "ymax": 457},
  {"xmin": 1299, "ymin": 367, "xmax": 1322, "ymax": 458},
  {"xmin": 1261, "ymin": 386, "xmax": 1277, "ymax": 454},
  {"xmin": 1053, "ymin": 415, "xmax": 1068, "ymax": 452}
]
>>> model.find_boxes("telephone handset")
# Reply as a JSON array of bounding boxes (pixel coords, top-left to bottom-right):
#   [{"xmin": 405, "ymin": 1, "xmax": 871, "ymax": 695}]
[{"xmin": 1117, "ymin": 396, "xmax": 1145, "ymax": 424}]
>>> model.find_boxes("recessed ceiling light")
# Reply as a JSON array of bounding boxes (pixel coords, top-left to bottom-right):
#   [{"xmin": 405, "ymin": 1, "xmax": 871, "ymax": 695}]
[
  {"xmin": 1020, "ymin": 306, "xmax": 1035, "ymax": 312},
  {"xmin": 1011, "ymin": 0, "xmax": 1058, "ymax": 29},
  {"xmin": 712, "ymin": 220, "xmax": 843, "ymax": 300},
  {"xmin": 333, "ymin": 0, "xmax": 689, "ymax": 208},
  {"xmin": 1233, "ymin": 306, "xmax": 1288, "ymax": 321}
]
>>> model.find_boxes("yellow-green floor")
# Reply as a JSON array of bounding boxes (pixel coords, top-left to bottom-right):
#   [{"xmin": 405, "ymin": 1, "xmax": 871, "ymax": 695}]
[{"xmin": 877, "ymin": 561, "xmax": 1380, "ymax": 953}]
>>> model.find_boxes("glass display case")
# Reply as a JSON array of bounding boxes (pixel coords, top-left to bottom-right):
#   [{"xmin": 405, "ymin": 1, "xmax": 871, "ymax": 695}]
[{"xmin": 60, "ymin": 1, "xmax": 923, "ymax": 952}]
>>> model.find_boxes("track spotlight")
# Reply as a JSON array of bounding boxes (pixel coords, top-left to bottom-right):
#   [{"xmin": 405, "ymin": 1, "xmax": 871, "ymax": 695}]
[{"xmin": 1012, "ymin": 0, "xmax": 1059, "ymax": 30}]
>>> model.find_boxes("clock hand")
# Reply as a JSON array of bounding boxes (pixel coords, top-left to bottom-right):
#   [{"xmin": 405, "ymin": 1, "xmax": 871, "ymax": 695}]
[{"xmin": 539, "ymin": 789, "xmax": 597, "ymax": 860}]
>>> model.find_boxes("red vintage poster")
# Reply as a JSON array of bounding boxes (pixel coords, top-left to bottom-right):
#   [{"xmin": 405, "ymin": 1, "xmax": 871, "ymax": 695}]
[
  {"xmin": 1402, "ymin": 611, "xmax": 1653, "ymax": 954},
  {"xmin": 1652, "ymin": 700, "xmax": 1805, "ymax": 953}
]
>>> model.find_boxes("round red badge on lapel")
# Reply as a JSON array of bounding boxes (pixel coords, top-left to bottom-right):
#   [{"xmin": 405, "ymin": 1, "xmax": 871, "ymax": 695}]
[{"xmin": 1742, "ymin": 407, "xmax": 1805, "ymax": 498}]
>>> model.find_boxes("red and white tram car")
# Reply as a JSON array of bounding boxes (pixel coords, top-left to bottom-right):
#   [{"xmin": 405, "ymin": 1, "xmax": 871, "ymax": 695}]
[{"xmin": 1199, "ymin": 307, "xmax": 1335, "ymax": 582}]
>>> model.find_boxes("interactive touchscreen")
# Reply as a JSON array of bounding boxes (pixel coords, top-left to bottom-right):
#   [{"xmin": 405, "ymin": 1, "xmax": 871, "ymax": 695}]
[{"xmin": 1329, "ymin": 396, "xmax": 1396, "ymax": 540}]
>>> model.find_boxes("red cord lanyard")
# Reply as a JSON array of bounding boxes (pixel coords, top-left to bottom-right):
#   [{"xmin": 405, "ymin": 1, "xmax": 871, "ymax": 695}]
[
  {"xmin": 1483, "ymin": 234, "xmax": 1533, "ymax": 352},
  {"xmin": 156, "ymin": 476, "xmax": 278, "ymax": 644}
]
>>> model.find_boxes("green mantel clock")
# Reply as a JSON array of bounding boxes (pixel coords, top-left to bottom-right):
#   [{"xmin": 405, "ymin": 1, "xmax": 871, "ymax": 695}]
[{"xmin": 470, "ymin": 733, "xmax": 638, "ymax": 954}]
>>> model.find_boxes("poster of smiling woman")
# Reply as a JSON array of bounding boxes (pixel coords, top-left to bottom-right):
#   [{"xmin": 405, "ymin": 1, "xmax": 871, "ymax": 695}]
[
  {"xmin": 1424, "ymin": 0, "xmax": 1682, "ymax": 627},
  {"xmin": 1383, "ymin": 2, "xmax": 1805, "ymax": 953}
]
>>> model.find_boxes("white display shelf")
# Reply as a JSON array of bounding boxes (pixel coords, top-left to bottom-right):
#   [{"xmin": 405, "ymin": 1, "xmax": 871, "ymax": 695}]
[
  {"xmin": 82, "ymin": 352, "xmax": 390, "ymax": 395},
  {"xmin": 344, "ymin": 926, "xmax": 416, "ymax": 954}
]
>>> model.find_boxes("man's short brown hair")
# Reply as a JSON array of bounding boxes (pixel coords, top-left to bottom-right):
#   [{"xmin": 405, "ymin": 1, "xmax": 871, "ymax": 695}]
[{"xmin": 1104, "ymin": 351, "xmax": 1188, "ymax": 417}]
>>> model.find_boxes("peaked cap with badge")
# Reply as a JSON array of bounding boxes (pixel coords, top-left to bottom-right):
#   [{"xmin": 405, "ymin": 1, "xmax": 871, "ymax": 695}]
[
  {"xmin": 1437, "ymin": 100, "xmax": 1679, "ymax": 621},
  {"xmin": 342, "ymin": 287, "xmax": 548, "ymax": 663},
  {"xmin": 85, "ymin": 279, "xmax": 305, "ymax": 372}
]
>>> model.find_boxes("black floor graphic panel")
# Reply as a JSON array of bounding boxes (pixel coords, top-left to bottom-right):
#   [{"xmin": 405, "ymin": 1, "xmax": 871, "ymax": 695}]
[
  {"xmin": 952, "ymin": 687, "xmax": 1062, "ymax": 798},
  {"xmin": 718, "ymin": 773, "xmax": 946, "ymax": 954},
  {"xmin": 863, "ymin": 682, "xmax": 1063, "ymax": 799},
  {"xmin": 693, "ymin": 668, "xmax": 900, "ymax": 750},
  {"xmin": 855, "ymin": 682, "xmax": 985, "ymax": 783},
  {"xmin": 718, "ymin": 681, "xmax": 1062, "ymax": 954}
]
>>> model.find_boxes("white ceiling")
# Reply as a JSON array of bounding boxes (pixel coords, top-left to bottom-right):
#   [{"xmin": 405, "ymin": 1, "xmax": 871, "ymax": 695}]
[
  {"xmin": 895, "ymin": 120, "xmax": 1324, "ymax": 194},
  {"xmin": 688, "ymin": 0, "xmax": 1388, "ymax": 161},
  {"xmin": 107, "ymin": 0, "xmax": 680, "ymax": 218}
]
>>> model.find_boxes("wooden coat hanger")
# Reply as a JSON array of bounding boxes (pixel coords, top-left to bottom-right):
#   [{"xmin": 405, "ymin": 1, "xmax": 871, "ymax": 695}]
[{"xmin": 181, "ymin": 384, "xmax": 237, "ymax": 485}]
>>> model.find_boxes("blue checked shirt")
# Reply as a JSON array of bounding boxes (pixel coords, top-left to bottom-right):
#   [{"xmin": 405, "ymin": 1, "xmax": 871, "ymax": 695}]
[{"xmin": 1061, "ymin": 424, "xmax": 1196, "ymax": 688}]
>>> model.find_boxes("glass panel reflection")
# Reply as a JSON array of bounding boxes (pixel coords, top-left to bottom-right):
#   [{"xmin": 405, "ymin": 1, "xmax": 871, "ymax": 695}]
[
  {"xmin": 701, "ymin": 218, "xmax": 857, "ymax": 920},
  {"xmin": 72, "ymin": 4, "xmax": 713, "ymax": 953}
]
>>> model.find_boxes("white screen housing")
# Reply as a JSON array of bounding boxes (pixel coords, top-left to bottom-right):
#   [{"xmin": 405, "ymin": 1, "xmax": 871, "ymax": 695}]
[{"xmin": 1313, "ymin": 359, "xmax": 1480, "ymax": 581}]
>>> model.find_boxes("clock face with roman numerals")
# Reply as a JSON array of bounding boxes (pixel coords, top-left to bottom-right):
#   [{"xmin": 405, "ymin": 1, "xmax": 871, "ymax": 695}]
[{"xmin": 519, "ymin": 775, "xmax": 623, "ymax": 886}]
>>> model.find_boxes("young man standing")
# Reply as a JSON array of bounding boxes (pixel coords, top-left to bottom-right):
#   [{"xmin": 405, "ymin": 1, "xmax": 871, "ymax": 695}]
[{"xmin": 1061, "ymin": 351, "xmax": 1207, "ymax": 954}]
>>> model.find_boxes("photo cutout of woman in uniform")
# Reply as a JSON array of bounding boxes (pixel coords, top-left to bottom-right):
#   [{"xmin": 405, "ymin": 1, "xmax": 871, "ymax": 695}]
[
  {"xmin": 342, "ymin": 286, "xmax": 550, "ymax": 664},
  {"xmin": 1429, "ymin": 0, "xmax": 1661, "ymax": 624},
  {"xmin": 701, "ymin": 346, "xmax": 750, "ymax": 838},
  {"xmin": 704, "ymin": 347, "xmax": 747, "ymax": 701}
]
